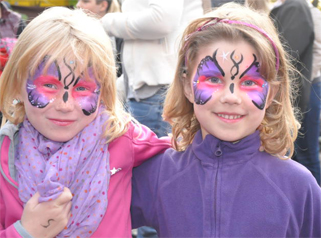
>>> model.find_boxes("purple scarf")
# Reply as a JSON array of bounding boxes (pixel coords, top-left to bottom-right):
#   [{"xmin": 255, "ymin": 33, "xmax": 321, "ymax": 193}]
[{"xmin": 15, "ymin": 107, "xmax": 110, "ymax": 237}]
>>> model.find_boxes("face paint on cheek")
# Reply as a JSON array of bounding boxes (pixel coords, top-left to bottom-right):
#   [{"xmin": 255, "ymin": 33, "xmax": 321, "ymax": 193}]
[
  {"xmin": 239, "ymin": 54, "xmax": 269, "ymax": 110},
  {"xmin": 26, "ymin": 60, "xmax": 60, "ymax": 108},
  {"xmin": 72, "ymin": 69, "xmax": 101, "ymax": 116},
  {"xmin": 246, "ymin": 81, "xmax": 269, "ymax": 110},
  {"xmin": 193, "ymin": 50, "xmax": 225, "ymax": 105}
]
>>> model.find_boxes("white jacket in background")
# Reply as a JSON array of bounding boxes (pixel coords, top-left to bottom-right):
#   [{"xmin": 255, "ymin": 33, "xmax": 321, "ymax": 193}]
[{"xmin": 101, "ymin": 0, "xmax": 204, "ymax": 91}]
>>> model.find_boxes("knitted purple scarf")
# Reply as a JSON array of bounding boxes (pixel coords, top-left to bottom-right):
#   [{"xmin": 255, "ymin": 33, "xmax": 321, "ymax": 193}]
[{"xmin": 15, "ymin": 107, "xmax": 110, "ymax": 237}]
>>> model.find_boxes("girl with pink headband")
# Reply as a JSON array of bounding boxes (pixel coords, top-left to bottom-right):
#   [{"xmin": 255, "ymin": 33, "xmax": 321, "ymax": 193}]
[{"xmin": 131, "ymin": 3, "xmax": 321, "ymax": 237}]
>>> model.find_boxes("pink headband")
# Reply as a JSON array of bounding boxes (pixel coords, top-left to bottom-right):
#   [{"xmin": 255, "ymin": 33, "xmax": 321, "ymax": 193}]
[{"xmin": 184, "ymin": 18, "xmax": 280, "ymax": 72}]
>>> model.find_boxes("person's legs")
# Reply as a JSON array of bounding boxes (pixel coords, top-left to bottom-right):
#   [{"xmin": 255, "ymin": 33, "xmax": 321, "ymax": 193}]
[{"xmin": 293, "ymin": 79, "xmax": 321, "ymax": 185}]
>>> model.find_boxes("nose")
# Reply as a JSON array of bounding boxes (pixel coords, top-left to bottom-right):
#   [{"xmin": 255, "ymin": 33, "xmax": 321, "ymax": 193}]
[
  {"xmin": 55, "ymin": 91, "xmax": 75, "ymax": 112},
  {"xmin": 219, "ymin": 83, "xmax": 242, "ymax": 105}
]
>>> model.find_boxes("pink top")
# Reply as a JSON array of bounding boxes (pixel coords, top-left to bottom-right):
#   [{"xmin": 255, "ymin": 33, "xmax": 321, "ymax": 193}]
[{"xmin": 0, "ymin": 122, "xmax": 171, "ymax": 237}]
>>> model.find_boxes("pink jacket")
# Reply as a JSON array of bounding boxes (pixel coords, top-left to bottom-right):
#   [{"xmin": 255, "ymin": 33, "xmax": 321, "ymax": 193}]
[{"xmin": 0, "ymin": 122, "xmax": 170, "ymax": 237}]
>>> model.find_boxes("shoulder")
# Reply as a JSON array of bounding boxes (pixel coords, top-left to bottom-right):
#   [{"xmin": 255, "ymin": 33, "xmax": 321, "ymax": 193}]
[
  {"xmin": 0, "ymin": 122, "xmax": 19, "ymax": 142},
  {"xmin": 110, "ymin": 121, "xmax": 170, "ymax": 146},
  {"xmin": 133, "ymin": 146, "xmax": 195, "ymax": 182},
  {"xmin": 251, "ymin": 152, "xmax": 320, "ymax": 195}
]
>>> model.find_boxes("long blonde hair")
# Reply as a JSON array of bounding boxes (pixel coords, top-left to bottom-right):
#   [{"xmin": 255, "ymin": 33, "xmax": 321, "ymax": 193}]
[
  {"xmin": 163, "ymin": 3, "xmax": 299, "ymax": 158},
  {"xmin": 0, "ymin": 7, "xmax": 131, "ymax": 142}
]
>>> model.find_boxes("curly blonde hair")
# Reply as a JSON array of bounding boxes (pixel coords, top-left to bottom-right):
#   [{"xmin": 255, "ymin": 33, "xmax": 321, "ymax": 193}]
[
  {"xmin": 163, "ymin": 3, "xmax": 299, "ymax": 158},
  {"xmin": 0, "ymin": 7, "xmax": 132, "ymax": 142}
]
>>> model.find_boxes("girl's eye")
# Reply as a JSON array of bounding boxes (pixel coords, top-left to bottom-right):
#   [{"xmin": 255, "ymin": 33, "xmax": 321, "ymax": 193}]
[
  {"xmin": 242, "ymin": 80, "xmax": 257, "ymax": 86},
  {"xmin": 44, "ymin": 84, "xmax": 57, "ymax": 89},
  {"xmin": 207, "ymin": 77, "xmax": 222, "ymax": 84},
  {"xmin": 75, "ymin": 86, "xmax": 87, "ymax": 92}
]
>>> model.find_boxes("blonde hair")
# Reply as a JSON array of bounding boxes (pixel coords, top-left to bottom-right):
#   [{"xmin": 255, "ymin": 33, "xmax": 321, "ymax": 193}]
[
  {"xmin": 0, "ymin": 7, "xmax": 131, "ymax": 142},
  {"xmin": 163, "ymin": 3, "xmax": 299, "ymax": 158}
]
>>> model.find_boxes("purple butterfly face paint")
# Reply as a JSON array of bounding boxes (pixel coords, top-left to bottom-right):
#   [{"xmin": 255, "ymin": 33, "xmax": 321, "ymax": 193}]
[
  {"xmin": 239, "ymin": 54, "xmax": 269, "ymax": 110},
  {"xmin": 26, "ymin": 59, "xmax": 59, "ymax": 108},
  {"xmin": 192, "ymin": 49, "xmax": 268, "ymax": 110},
  {"xmin": 190, "ymin": 41, "xmax": 269, "ymax": 142},
  {"xmin": 26, "ymin": 58, "xmax": 101, "ymax": 116},
  {"xmin": 193, "ymin": 50, "xmax": 225, "ymax": 105}
]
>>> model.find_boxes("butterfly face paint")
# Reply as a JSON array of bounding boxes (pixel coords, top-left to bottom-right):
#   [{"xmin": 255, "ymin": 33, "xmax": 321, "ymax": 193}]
[
  {"xmin": 193, "ymin": 49, "xmax": 225, "ymax": 105},
  {"xmin": 26, "ymin": 58, "xmax": 101, "ymax": 116},
  {"xmin": 190, "ymin": 40, "xmax": 269, "ymax": 142},
  {"xmin": 239, "ymin": 54, "xmax": 268, "ymax": 110},
  {"xmin": 192, "ymin": 50, "xmax": 268, "ymax": 110},
  {"xmin": 26, "ymin": 59, "xmax": 59, "ymax": 108}
]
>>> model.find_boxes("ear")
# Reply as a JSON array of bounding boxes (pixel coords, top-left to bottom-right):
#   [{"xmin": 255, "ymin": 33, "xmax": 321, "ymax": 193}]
[
  {"xmin": 266, "ymin": 85, "xmax": 278, "ymax": 108},
  {"xmin": 183, "ymin": 74, "xmax": 194, "ymax": 103},
  {"xmin": 100, "ymin": 0, "xmax": 108, "ymax": 12}
]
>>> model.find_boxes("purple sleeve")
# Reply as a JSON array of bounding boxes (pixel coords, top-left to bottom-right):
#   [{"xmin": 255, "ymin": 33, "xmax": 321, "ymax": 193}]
[{"xmin": 131, "ymin": 153, "xmax": 164, "ymax": 229}]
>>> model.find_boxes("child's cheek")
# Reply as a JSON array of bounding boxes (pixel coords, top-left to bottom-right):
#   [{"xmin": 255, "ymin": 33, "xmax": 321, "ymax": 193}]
[
  {"xmin": 193, "ymin": 75, "xmax": 222, "ymax": 105},
  {"xmin": 243, "ymin": 82, "xmax": 269, "ymax": 110},
  {"xmin": 72, "ymin": 90, "xmax": 100, "ymax": 116}
]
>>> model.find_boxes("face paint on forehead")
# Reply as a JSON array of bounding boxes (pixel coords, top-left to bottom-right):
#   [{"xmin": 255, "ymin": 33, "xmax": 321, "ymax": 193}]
[
  {"xmin": 240, "ymin": 54, "xmax": 269, "ymax": 110},
  {"xmin": 230, "ymin": 50, "xmax": 243, "ymax": 80},
  {"xmin": 26, "ymin": 58, "xmax": 60, "ymax": 108},
  {"xmin": 193, "ymin": 49, "xmax": 224, "ymax": 105}
]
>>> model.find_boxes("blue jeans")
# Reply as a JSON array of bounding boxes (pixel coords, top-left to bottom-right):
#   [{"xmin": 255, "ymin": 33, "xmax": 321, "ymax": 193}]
[
  {"xmin": 128, "ymin": 88, "xmax": 171, "ymax": 138},
  {"xmin": 293, "ymin": 79, "xmax": 321, "ymax": 185}
]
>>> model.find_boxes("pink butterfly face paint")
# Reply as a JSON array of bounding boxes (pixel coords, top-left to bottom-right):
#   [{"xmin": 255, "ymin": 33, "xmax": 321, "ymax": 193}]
[
  {"xmin": 26, "ymin": 58, "xmax": 101, "ymax": 116},
  {"xmin": 193, "ymin": 49, "xmax": 268, "ymax": 110},
  {"xmin": 191, "ymin": 41, "xmax": 269, "ymax": 142},
  {"xmin": 193, "ymin": 49, "xmax": 225, "ymax": 105},
  {"xmin": 239, "ymin": 54, "xmax": 268, "ymax": 110},
  {"xmin": 26, "ymin": 59, "xmax": 59, "ymax": 108}
]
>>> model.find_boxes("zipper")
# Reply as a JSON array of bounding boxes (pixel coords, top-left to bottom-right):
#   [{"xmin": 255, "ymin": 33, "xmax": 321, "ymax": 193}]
[{"xmin": 213, "ymin": 143, "xmax": 222, "ymax": 237}]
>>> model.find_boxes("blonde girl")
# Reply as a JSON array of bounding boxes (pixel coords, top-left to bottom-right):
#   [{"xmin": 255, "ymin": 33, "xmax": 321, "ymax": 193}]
[{"xmin": 0, "ymin": 7, "xmax": 169, "ymax": 238}]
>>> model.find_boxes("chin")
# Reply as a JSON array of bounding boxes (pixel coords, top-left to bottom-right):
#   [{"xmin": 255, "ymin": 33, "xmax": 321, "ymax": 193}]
[
  {"xmin": 214, "ymin": 133, "xmax": 246, "ymax": 143},
  {"xmin": 43, "ymin": 134, "xmax": 74, "ymax": 143}
]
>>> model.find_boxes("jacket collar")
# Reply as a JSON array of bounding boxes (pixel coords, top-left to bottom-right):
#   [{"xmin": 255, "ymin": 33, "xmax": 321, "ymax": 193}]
[{"xmin": 191, "ymin": 130, "xmax": 261, "ymax": 164}]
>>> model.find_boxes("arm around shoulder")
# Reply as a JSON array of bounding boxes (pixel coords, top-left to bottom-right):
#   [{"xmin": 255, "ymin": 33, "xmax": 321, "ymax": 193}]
[{"xmin": 131, "ymin": 153, "xmax": 164, "ymax": 229}]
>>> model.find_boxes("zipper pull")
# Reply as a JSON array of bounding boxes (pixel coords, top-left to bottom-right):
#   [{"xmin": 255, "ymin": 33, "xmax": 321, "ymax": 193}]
[{"xmin": 215, "ymin": 144, "xmax": 222, "ymax": 157}]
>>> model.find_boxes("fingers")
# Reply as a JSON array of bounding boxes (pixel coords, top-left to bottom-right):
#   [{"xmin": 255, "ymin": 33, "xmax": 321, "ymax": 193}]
[
  {"xmin": 25, "ymin": 192, "xmax": 40, "ymax": 208},
  {"xmin": 54, "ymin": 187, "xmax": 73, "ymax": 206}
]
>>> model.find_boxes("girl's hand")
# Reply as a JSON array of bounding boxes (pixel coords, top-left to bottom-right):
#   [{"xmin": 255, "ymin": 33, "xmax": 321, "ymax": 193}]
[{"xmin": 21, "ymin": 187, "xmax": 73, "ymax": 238}]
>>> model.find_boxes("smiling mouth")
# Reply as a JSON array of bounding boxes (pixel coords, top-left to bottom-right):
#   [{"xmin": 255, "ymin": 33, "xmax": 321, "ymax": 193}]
[
  {"xmin": 49, "ymin": 119, "xmax": 75, "ymax": 126},
  {"xmin": 217, "ymin": 113, "xmax": 243, "ymax": 120}
]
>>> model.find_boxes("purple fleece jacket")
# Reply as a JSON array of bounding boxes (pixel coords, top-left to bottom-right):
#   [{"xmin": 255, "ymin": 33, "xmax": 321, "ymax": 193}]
[{"xmin": 131, "ymin": 130, "xmax": 321, "ymax": 237}]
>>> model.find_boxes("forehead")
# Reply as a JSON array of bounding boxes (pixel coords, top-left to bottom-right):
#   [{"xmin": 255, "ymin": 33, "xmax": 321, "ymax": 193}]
[
  {"xmin": 32, "ymin": 57, "xmax": 96, "ymax": 78},
  {"xmin": 194, "ymin": 40, "xmax": 258, "ymax": 66}
]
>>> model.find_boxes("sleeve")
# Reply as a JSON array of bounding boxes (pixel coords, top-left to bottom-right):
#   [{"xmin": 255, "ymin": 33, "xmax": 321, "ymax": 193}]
[
  {"xmin": 131, "ymin": 153, "xmax": 163, "ymax": 229},
  {"xmin": 131, "ymin": 123, "xmax": 171, "ymax": 167},
  {"xmin": 298, "ymin": 179, "xmax": 321, "ymax": 237},
  {"xmin": 101, "ymin": 0, "xmax": 184, "ymax": 40},
  {"xmin": 0, "ymin": 192, "xmax": 24, "ymax": 238}
]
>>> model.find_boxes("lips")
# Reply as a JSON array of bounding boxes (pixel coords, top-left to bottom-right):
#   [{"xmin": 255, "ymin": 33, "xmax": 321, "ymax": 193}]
[{"xmin": 49, "ymin": 119, "xmax": 75, "ymax": 126}]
